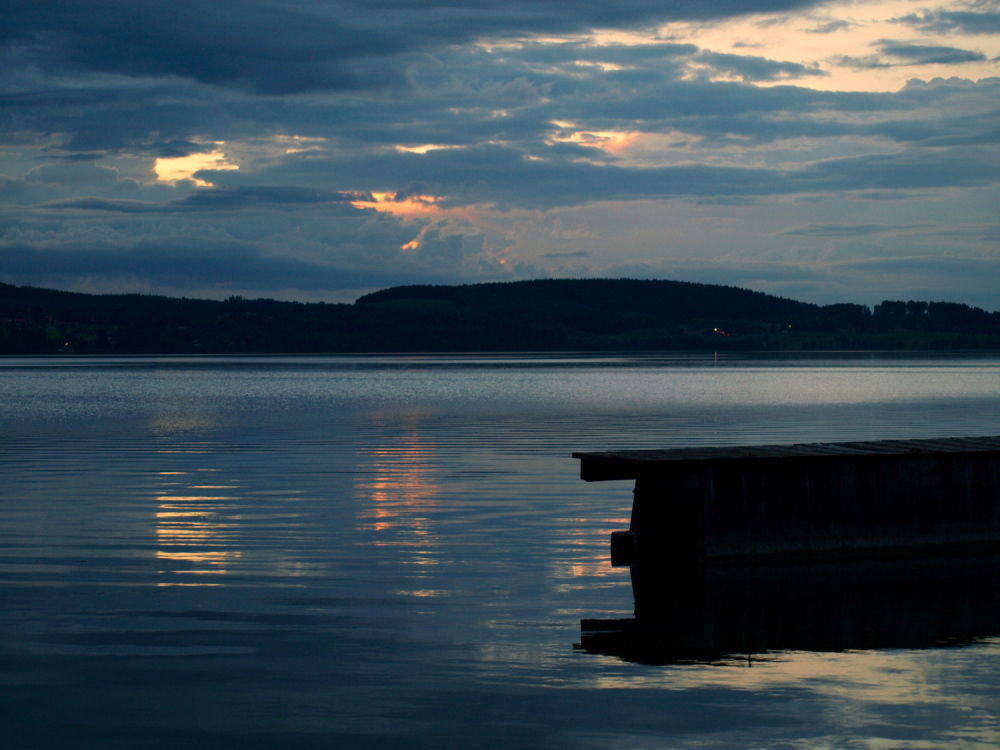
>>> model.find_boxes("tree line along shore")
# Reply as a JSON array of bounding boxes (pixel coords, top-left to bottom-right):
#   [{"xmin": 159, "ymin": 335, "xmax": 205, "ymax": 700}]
[{"xmin": 2, "ymin": 278, "xmax": 998, "ymax": 354}]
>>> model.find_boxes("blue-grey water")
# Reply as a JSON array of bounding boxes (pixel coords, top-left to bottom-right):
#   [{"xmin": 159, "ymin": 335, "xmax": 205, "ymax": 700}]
[{"xmin": 2, "ymin": 352, "xmax": 999, "ymax": 748}]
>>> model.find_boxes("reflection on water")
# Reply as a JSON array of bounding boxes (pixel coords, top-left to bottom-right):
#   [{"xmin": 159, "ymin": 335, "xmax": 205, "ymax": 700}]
[
  {"xmin": 355, "ymin": 413, "xmax": 440, "ymax": 542},
  {"xmin": 353, "ymin": 413, "xmax": 449, "ymax": 597},
  {"xmin": 580, "ymin": 554, "xmax": 1000, "ymax": 665},
  {"xmin": 155, "ymin": 471, "xmax": 243, "ymax": 584},
  {"xmin": 550, "ymin": 517, "xmax": 632, "ymax": 593},
  {"xmin": 2, "ymin": 353, "xmax": 1000, "ymax": 748}
]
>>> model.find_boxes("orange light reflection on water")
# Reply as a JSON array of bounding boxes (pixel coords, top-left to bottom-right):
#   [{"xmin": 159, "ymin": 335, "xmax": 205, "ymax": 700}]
[
  {"xmin": 154, "ymin": 477, "xmax": 243, "ymax": 584},
  {"xmin": 354, "ymin": 417, "xmax": 445, "ymax": 573},
  {"xmin": 550, "ymin": 514, "xmax": 631, "ymax": 594}
]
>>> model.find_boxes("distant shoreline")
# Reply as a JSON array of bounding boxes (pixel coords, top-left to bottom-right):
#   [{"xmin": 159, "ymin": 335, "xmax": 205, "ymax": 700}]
[{"xmin": 3, "ymin": 278, "xmax": 998, "ymax": 355}]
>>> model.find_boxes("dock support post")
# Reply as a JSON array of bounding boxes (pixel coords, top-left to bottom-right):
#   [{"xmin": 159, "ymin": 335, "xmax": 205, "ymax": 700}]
[{"xmin": 626, "ymin": 472, "xmax": 706, "ymax": 621}]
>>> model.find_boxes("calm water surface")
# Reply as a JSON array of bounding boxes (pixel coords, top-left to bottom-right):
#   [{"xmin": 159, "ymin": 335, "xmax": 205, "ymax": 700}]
[{"xmin": 2, "ymin": 352, "xmax": 999, "ymax": 748}]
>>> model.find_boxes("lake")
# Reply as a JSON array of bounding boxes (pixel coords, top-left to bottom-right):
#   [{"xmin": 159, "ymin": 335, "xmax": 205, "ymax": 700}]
[{"xmin": 2, "ymin": 352, "xmax": 999, "ymax": 748}]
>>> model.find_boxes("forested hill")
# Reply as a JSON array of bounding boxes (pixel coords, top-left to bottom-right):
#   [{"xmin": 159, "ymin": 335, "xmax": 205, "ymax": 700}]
[
  {"xmin": 2, "ymin": 278, "xmax": 998, "ymax": 354},
  {"xmin": 356, "ymin": 279, "xmax": 815, "ymax": 321}
]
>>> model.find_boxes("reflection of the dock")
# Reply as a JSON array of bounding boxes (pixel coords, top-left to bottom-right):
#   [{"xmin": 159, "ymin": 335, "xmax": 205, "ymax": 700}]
[{"xmin": 579, "ymin": 553, "xmax": 1000, "ymax": 665}]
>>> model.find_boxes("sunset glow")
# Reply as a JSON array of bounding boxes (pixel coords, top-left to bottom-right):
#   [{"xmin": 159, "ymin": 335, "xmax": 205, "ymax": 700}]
[
  {"xmin": 153, "ymin": 149, "xmax": 239, "ymax": 186},
  {"xmin": 351, "ymin": 192, "xmax": 443, "ymax": 218},
  {"xmin": 3, "ymin": 0, "xmax": 998, "ymax": 308},
  {"xmin": 5, "ymin": 2, "xmax": 1000, "ymax": 745},
  {"xmin": 549, "ymin": 126, "xmax": 640, "ymax": 154},
  {"xmin": 396, "ymin": 144, "xmax": 462, "ymax": 154}
]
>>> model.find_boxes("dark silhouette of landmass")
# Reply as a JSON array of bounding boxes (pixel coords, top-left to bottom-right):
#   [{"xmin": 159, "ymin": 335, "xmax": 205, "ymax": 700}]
[{"xmin": 1, "ymin": 278, "xmax": 998, "ymax": 354}]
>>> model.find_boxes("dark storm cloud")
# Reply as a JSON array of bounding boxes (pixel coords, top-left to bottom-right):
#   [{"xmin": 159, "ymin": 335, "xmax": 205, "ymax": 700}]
[
  {"xmin": 894, "ymin": 10, "xmax": 1000, "ymax": 35},
  {"xmin": 3, "ymin": 0, "xmax": 825, "ymax": 95}
]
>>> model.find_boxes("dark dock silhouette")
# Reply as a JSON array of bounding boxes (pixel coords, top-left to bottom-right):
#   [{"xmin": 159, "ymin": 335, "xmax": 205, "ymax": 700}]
[
  {"xmin": 574, "ymin": 436, "xmax": 1000, "ymax": 662},
  {"xmin": 578, "ymin": 553, "xmax": 1000, "ymax": 664}
]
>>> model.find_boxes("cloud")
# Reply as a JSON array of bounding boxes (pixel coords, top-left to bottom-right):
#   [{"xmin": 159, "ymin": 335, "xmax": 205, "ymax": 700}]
[
  {"xmin": 894, "ymin": 10, "xmax": 1000, "ymax": 35},
  {"xmin": 25, "ymin": 161, "xmax": 123, "ymax": 186},
  {"xmin": 694, "ymin": 51, "xmax": 828, "ymax": 81},
  {"xmin": 2, "ymin": 0, "xmax": 826, "ymax": 95},
  {"xmin": 0, "ymin": 183, "xmax": 507, "ymax": 297},
  {"xmin": 1, "ymin": 0, "xmax": 998, "ymax": 309},
  {"xmin": 784, "ymin": 224, "xmax": 908, "ymax": 237},
  {"xmin": 798, "ymin": 147, "xmax": 1000, "ymax": 192},
  {"xmin": 599, "ymin": 255, "xmax": 1000, "ymax": 310},
  {"xmin": 39, "ymin": 187, "xmax": 374, "ymax": 213},
  {"xmin": 0, "ymin": 161, "xmax": 184, "ymax": 206},
  {"xmin": 0, "ymin": 238, "xmax": 456, "ymax": 294},
  {"xmin": 0, "ymin": 216, "xmax": 490, "ymax": 295},
  {"xmin": 878, "ymin": 42, "xmax": 987, "ymax": 66},
  {"xmin": 805, "ymin": 19, "xmax": 853, "ymax": 34},
  {"xmin": 833, "ymin": 42, "xmax": 988, "ymax": 69},
  {"xmin": 5, "ymin": 19, "xmax": 993, "ymax": 161},
  {"xmin": 234, "ymin": 138, "xmax": 1000, "ymax": 209},
  {"xmin": 541, "ymin": 251, "xmax": 592, "ymax": 258}
]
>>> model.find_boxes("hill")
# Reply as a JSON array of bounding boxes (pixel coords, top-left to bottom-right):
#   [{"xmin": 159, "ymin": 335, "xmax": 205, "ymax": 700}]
[{"xmin": 1, "ymin": 278, "xmax": 998, "ymax": 354}]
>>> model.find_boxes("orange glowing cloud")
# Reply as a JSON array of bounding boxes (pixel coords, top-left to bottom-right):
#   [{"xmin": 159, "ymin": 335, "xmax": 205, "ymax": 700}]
[
  {"xmin": 548, "ymin": 123, "xmax": 640, "ymax": 154},
  {"xmin": 154, "ymin": 148, "xmax": 239, "ymax": 187},
  {"xmin": 351, "ymin": 192, "xmax": 442, "ymax": 218},
  {"xmin": 351, "ymin": 191, "xmax": 512, "ymax": 254},
  {"xmin": 395, "ymin": 144, "xmax": 461, "ymax": 155}
]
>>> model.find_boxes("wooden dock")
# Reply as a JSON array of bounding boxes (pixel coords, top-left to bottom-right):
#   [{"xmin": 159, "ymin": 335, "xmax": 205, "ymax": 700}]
[{"xmin": 574, "ymin": 436, "xmax": 1000, "ymax": 570}]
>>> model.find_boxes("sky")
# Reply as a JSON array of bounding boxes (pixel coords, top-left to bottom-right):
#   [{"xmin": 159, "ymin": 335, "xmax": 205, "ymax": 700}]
[{"xmin": 1, "ymin": 0, "xmax": 998, "ymax": 308}]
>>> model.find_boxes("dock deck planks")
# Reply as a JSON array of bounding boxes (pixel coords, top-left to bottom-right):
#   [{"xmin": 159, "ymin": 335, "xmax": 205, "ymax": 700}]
[{"xmin": 575, "ymin": 435, "xmax": 1000, "ymax": 482}]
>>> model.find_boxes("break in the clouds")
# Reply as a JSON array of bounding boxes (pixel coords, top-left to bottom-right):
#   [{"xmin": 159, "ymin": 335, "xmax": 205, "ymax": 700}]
[{"xmin": 1, "ymin": 0, "xmax": 999, "ymax": 308}]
